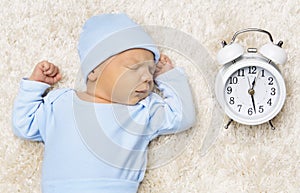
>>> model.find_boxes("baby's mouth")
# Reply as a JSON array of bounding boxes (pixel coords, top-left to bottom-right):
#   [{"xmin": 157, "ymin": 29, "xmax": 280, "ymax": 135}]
[
  {"xmin": 135, "ymin": 83, "xmax": 153, "ymax": 95},
  {"xmin": 135, "ymin": 89, "xmax": 149, "ymax": 94},
  {"xmin": 135, "ymin": 86, "xmax": 150, "ymax": 94}
]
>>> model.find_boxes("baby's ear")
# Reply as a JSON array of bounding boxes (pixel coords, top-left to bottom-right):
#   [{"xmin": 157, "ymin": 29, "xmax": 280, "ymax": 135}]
[{"xmin": 87, "ymin": 70, "xmax": 98, "ymax": 82}]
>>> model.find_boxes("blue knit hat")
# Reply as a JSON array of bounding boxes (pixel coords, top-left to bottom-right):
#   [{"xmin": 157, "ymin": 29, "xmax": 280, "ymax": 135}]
[{"xmin": 78, "ymin": 13, "xmax": 160, "ymax": 82}]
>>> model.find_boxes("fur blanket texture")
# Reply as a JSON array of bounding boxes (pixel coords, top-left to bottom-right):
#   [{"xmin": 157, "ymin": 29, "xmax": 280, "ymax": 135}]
[{"xmin": 0, "ymin": 0, "xmax": 299, "ymax": 192}]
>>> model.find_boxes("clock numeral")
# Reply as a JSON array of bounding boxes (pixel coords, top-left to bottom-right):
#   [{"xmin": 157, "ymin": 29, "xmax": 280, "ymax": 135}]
[
  {"xmin": 261, "ymin": 70, "xmax": 265, "ymax": 77},
  {"xmin": 237, "ymin": 104, "xmax": 242, "ymax": 112},
  {"xmin": 248, "ymin": 108, "xmax": 254, "ymax": 115},
  {"xmin": 267, "ymin": 98, "xmax": 272, "ymax": 106},
  {"xmin": 229, "ymin": 76, "xmax": 238, "ymax": 84},
  {"xmin": 259, "ymin": 105, "xmax": 264, "ymax": 113},
  {"xmin": 248, "ymin": 66, "xmax": 257, "ymax": 74},
  {"xmin": 268, "ymin": 77, "xmax": 274, "ymax": 85},
  {"xmin": 237, "ymin": 69, "xmax": 245, "ymax": 77},
  {"xmin": 270, "ymin": 87, "xmax": 276, "ymax": 95},
  {"xmin": 229, "ymin": 97, "xmax": 235, "ymax": 105},
  {"xmin": 226, "ymin": 86, "xmax": 232, "ymax": 94}
]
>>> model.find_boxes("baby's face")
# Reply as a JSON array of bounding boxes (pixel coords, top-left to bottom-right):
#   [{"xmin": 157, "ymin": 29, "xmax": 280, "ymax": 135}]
[{"xmin": 94, "ymin": 48, "xmax": 156, "ymax": 105}]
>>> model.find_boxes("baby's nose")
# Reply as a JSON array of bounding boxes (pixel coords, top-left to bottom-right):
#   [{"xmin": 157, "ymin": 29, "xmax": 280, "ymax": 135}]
[{"xmin": 141, "ymin": 70, "xmax": 153, "ymax": 82}]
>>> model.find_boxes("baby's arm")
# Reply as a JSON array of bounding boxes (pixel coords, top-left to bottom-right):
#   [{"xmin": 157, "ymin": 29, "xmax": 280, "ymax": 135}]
[
  {"xmin": 12, "ymin": 61, "xmax": 61, "ymax": 141},
  {"xmin": 148, "ymin": 54, "xmax": 196, "ymax": 139}
]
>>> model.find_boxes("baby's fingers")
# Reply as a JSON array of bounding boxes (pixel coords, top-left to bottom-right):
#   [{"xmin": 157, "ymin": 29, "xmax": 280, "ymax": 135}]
[
  {"xmin": 48, "ymin": 65, "xmax": 60, "ymax": 77},
  {"xmin": 44, "ymin": 74, "xmax": 61, "ymax": 84},
  {"xmin": 159, "ymin": 54, "xmax": 172, "ymax": 65},
  {"xmin": 38, "ymin": 61, "xmax": 62, "ymax": 84},
  {"xmin": 43, "ymin": 62, "xmax": 57, "ymax": 75}
]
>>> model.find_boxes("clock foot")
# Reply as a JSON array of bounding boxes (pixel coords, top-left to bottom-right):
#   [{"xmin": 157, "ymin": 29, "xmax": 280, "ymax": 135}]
[
  {"xmin": 224, "ymin": 119, "xmax": 233, "ymax": 129},
  {"xmin": 269, "ymin": 120, "xmax": 276, "ymax": 130}
]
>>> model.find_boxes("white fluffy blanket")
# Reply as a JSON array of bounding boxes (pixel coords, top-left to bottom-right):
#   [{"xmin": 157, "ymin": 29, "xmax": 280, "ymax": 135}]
[{"xmin": 1, "ymin": 0, "xmax": 299, "ymax": 192}]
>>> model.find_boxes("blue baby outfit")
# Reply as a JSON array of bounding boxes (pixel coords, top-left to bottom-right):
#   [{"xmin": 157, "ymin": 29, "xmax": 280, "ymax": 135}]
[{"xmin": 12, "ymin": 68, "xmax": 195, "ymax": 193}]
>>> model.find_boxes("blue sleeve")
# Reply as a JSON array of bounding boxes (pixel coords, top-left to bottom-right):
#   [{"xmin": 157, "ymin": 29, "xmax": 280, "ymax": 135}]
[
  {"xmin": 12, "ymin": 79, "xmax": 51, "ymax": 141},
  {"xmin": 148, "ymin": 67, "xmax": 196, "ymax": 140}
]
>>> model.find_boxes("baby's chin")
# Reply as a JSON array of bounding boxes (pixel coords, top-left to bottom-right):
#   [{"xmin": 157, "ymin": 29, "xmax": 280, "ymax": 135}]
[
  {"xmin": 121, "ymin": 98, "xmax": 145, "ymax": 106},
  {"xmin": 114, "ymin": 93, "xmax": 149, "ymax": 106}
]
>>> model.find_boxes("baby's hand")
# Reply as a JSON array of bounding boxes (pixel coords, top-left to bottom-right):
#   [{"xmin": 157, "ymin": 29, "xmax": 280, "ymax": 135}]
[
  {"xmin": 29, "ymin": 61, "xmax": 62, "ymax": 85},
  {"xmin": 154, "ymin": 54, "xmax": 174, "ymax": 78}
]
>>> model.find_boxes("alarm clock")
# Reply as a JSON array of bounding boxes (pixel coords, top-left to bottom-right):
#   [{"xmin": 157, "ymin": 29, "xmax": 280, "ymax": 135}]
[{"xmin": 215, "ymin": 28, "xmax": 287, "ymax": 129}]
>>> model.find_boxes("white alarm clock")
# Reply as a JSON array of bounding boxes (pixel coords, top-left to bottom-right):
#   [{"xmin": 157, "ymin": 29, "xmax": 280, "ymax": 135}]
[{"xmin": 215, "ymin": 28, "xmax": 287, "ymax": 129}]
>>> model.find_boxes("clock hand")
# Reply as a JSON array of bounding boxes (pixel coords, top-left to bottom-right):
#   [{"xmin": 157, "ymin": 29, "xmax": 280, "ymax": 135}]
[
  {"xmin": 251, "ymin": 77, "xmax": 256, "ymax": 89},
  {"xmin": 247, "ymin": 77, "xmax": 251, "ymax": 88},
  {"xmin": 251, "ymin": 70, "xmax": 261, "ymax": 89},
  {"xmin": 251, "ymin": 94, "xmax": 256, "ymax": 114},
  {"xmin": 248, "ymin": 76, "xmax": 257, "ymax": 114}
]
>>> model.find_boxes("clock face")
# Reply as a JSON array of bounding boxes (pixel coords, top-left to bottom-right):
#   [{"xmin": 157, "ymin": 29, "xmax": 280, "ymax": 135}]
[{"xmin": 223, "ymin": 65, "xmax": 283, "ymax": 125}]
